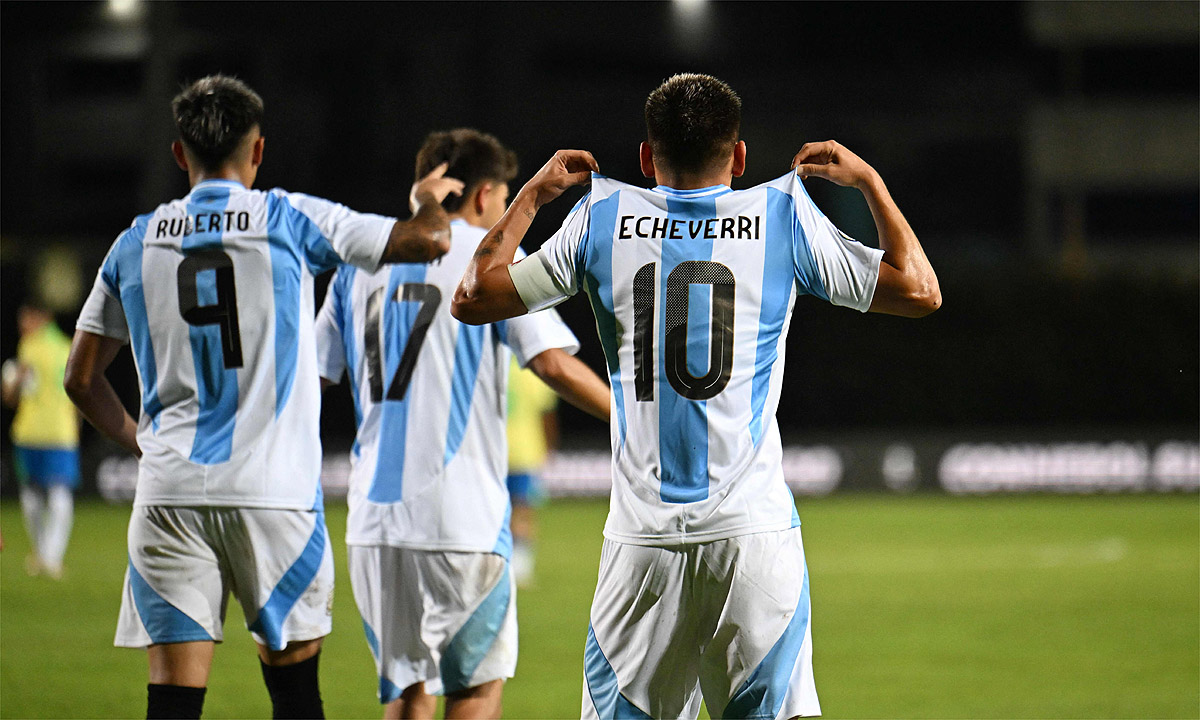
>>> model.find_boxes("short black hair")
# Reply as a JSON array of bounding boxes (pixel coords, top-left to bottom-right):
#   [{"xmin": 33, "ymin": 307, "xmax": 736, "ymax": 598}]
[
  {"xmin": 172, "ymin": 75, "xmax": 264, "ymax": 171},
  {"xmin": 644, "ymin": 73, "xmax": 742, "ymax": 176},
  {"xmin": 415, "ymin": 129, "xmax": 518, "ymax": 213}
]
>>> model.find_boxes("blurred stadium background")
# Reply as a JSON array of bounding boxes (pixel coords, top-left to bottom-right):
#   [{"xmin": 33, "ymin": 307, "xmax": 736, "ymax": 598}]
[{"xmin": 1, "ymin": 1, "xmax": 1196, "ymax": 718}]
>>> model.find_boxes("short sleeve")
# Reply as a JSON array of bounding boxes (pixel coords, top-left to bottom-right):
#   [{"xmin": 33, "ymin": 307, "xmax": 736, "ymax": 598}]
[
  {"xmin": 790, "ymin": 175, "xmax": 883, "ymax": 313},
  {"xmin": 314, "ymin": 269, "xmax": 349, "ymax": 383},
  {"xmin": 502, "ymin": 306, "xmax": 580, "ymax": 369},
  {"xmin": 508, "ymin": 193, "xmax": 591, "ymax": 313},
  {"xmin": 274, "ymin": 190, "xmax": 395, "ymax": 274},
  {"xmin": 76, "ymin": 238, "xmax": 130, "ymax": 342}
]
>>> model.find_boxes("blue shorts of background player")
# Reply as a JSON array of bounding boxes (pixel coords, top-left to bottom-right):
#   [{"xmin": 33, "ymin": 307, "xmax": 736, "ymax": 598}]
[
  {"xmin": 13, "ymin": 446, "xmax": 80, "ymax": 489},
  {"xmin": 505, "ymin": 472, "xmax": 546, "ymax": 507}
]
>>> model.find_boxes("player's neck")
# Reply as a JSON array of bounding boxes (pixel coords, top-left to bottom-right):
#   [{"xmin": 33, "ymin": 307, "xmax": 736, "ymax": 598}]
[
  {"xmin": 449, "ymin": 211, "xmax": 487, "ymax": 230},
  {"xmin": 188, "ymin": 164, "xmax": 254, "ymax": 189},
  {"xmin": 654, "ymin": 171, "xmax": 732, "ymax": 191}
]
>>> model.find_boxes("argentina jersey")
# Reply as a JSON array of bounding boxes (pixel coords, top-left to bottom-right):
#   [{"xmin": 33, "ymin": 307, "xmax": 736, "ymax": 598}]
[
  {"xmin": 510, "ymin": 172, "xmax": 883, "ymax": 545},
  {"xmin": 315, "ymin": 219, "xmax": 578, "ymax": 556},
  {"xmin": 77, "ymin": 179, "xmax": 394, "ymax": 510}
]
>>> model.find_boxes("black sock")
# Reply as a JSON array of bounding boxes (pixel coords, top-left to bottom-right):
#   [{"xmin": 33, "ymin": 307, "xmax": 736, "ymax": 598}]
[
  {"xmin": 260, "ymin": 652, "xmax": 324, "ymax": 719},
  {"xmin": 146, "ymin": 683, "xmax": 206, "ymax": 720}
]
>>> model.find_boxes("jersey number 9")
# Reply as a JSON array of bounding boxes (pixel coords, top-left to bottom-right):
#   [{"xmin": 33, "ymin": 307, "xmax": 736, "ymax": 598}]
[{"xmin": 177, "ymin": 250, "xmax": 243, "ymax": 369}]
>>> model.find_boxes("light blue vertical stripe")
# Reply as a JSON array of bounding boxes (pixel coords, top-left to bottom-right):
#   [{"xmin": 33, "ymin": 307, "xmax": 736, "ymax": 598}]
[
  {"xmin": 128, "ymin": 558, "xmax": 213, "ymax": 644},
  {"xmin": 107, "ymin": 218, "xmax": 163, "ymax": 429},
  {"xmin": 787, "ymin": 188, "xmax": 831, "ymax": 301},
  {"xmin": 266, "ymin": 195, "xmax": 313, "ymax": 418},
  {"xmin": 749, "ymin": 190, "xmax": 799, "ymax": 446},
  {"xmin": 658, "ymin": 196, "xmax": 717, "ymax": 504},
  {"xmin": 584, "ymin": 624, "xmax": 652, "ymax": 719},
  {"xmin": 184, "ymin": 186, "xmax": 238, "ymax": 464},
  {"xmin": 248, "ymin": 513, "xmax": 327, "ymax": 651},
  {"xmin": 723, "ymin": 560, "xmax": 811, "ymax": 719},
  {"xmin": 581, "ymin": 194, "xmax": 626, "ymax": 446},
  {"xmin": 442, "ymin": 322, "xmax": 486, "ymax": 465},
  {"xmin": 368, "ymin": 264, "xmax": 427, "ymax": 503}
]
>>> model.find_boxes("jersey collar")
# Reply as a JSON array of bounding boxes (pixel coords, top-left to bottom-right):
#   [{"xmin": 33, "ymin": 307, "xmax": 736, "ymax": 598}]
[
  {"xmin": 190, "ymin": 179, "xmax": 246, "ymax": 196},
  {"xmin": 651, "ymin": 184, "xmax": 731, "ymax": 198}
]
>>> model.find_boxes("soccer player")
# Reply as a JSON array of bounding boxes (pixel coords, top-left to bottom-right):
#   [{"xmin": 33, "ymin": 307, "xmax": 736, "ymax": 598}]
[
  {"xmin": 2, "ymin": 303, "xmax": 80, "ymax": 580},
  {"xmin": 315, "ymin": 128, "xmax": 610, "ymax": 720},
  {"xmin": 452, "ymin": 74, "xmax": 940, "ymax": 719},
  {"xmin": 63, "ymin": 74, "xmax": 463, "ymax": 720}
]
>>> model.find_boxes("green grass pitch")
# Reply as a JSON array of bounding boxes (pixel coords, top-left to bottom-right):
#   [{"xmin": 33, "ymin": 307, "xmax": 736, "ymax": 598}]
[{"xmin": 1, "ymin": 494, "xmax": 1197, "ymax": 719}]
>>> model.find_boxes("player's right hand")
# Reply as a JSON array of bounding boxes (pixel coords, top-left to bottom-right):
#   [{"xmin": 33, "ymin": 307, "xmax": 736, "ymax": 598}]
[
  {"xmin": 791, "ymin": 140, "xmax": 878, "ymax": 190},
  {"xmin": 410, "ymin": 161, "xmax": 466, "ymax": 212},
  {"xmin": 524, "ymin": 150, "xmax": 599, "ymax": 209}
]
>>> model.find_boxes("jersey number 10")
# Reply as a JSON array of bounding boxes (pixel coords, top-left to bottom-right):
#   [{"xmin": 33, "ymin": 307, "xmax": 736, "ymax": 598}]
[{"xmin": 632, "ymin": 259, "xmax": 735, "ymax": 402}]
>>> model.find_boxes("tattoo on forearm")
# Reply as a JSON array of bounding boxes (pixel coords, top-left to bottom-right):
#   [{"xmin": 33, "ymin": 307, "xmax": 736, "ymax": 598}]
[
  {"xmin": 523, "ymin": 208, "xmax": 535, "ymax": 221},
  {"xmin": 473, "ymin": 231, "xmax": 502, "ymax": 260}
]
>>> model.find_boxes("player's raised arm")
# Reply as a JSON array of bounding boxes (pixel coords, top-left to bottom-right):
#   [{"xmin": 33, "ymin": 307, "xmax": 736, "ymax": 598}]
[
  {"xmin": 380, "ymin": 161, "xmax": 464, "ymax": 264},
  {"xmin": 64, "ymin": 331, "xmax": 140, "ymax": 457},
  {"xmin": 452, "ymin": 150, "xmax": 598, "ymax": 325},
  {"xmin": 792, "ymin": 140, "xmax": 940, "ymax": 317}
]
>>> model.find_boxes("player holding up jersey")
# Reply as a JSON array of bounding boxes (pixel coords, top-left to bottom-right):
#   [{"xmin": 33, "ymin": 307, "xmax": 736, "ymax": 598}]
[
  {"xmin": 453, "ymin": 74, "xmax": 939, "ymax": 719},
  {"xmin": 316, "ymin": 128, "xmax": 610, "ymax": 720},
  {"xmin": 64, "ymin": 74, "xmax": 462, "ymax": 720}
]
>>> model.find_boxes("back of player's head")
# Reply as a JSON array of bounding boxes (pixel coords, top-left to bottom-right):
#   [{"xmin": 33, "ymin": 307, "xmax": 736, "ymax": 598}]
[
  {"xmin": 172, "ymin": 75, "xmax": 264, "ymax": 171},
  {"xmin": 644, "ymin": 73, "xmax": 742, "ymax": 177},
  {"xmin": 415, "ymin": 129, "xmax": 518, "ymax": 213}
]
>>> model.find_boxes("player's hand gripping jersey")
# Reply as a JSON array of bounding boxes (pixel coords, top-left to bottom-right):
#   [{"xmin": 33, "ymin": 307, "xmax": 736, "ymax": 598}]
[
  {"xmin": 510, "ymin": 172, "xmax": 883, "ymax": 545},
  {"xmin": 77, "ymin": 179, "xmax": 395, "ymax": 510},
  {"xmin": 316, "ymin": 219, "xmax": 578, "ymax": 554}
]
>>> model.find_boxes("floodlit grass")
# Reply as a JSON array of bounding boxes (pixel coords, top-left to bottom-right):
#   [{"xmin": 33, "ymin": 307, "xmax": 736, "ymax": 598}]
[{"xmin": 1, "ymin": 494, "xmax": 1196, "ymax": 719}]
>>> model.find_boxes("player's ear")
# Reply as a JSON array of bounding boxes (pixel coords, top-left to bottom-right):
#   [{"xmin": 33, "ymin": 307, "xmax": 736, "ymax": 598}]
[
  {"xmin": 639, "ymin": 142, "xmax": 656, "ymax": 179},
  {"xmin": 251, "ymin": 136, "xmax": 265, "ymax": 168},
  {"xmin": 171, "ymin": 141, "xmax": 189, "ymax": 172},
  {"xmin": 731, "ymin": 140, "xmax": 746, "ymax": 178},
  {"xmin": 474, "ymin": 182, "xmax": 489, "ymax": 216}
]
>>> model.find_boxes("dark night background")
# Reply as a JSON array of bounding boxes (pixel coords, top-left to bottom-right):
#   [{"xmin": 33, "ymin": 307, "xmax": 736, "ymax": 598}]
[{"xmin": 1, "ymin": 1, "xmax": 1196, "ymax": 488}]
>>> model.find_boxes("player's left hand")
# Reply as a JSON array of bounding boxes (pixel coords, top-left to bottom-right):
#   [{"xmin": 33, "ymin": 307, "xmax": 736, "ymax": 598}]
[{"xmin": 524, "ymin": 150, "xmax": 599, "ymax": 209}]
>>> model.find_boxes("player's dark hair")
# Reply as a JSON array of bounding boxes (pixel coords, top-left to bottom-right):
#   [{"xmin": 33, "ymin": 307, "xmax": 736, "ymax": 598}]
[
  {"xmin": 644, "ymin": 73, "xmax": 742, "ymax": 177},
  {"xmin": 415, "ymin": 128, "xmax": 518, "ymax": 213},
  {"xmin": 172, "ymin": 75, "xmax": 264, "ymax": 171}
]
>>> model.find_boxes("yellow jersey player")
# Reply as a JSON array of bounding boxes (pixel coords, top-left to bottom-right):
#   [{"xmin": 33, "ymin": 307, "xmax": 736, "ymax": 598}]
[{"xmin": 3, "ymin": 303, "xmax": 80, "ymax": 580}]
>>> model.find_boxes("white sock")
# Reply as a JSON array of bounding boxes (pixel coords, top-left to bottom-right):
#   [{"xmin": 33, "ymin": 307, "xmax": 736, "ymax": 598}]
[
  {"xmin": 19, "ymin": 485, "xmax": 45, "ymax": 560},
  {"xmin": 41, "ymin": 485, "xmax": 74, "ymax": 572}
]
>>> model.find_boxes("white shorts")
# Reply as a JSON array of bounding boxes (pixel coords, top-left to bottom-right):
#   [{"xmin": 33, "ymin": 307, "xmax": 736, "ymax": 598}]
[
  {"xmin": 583, "ymin": 527, "xmax": 818, "ymax": 720},
  {"xmin": 348, "ymin": 545, "xmax": 517, "ymax": 702},
  {"xmin": 115, "ymin": 506, "xmax": 334, "ymax": 651}
]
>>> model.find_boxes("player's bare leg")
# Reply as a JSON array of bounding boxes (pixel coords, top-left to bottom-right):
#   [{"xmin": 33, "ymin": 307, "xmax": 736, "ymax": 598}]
[
  {"xmin": 385, "ymin": 682, "xmax": 437, "ymax": 720},
  {"xmin": 444, "ymin": 679, "xmax": 503, "ymax": 720},
  {"xmin": 146, "ymin": 641, "xmax": 214, "ymax": 719},
  {"xmin": 257, "ymin": 638, "xmax": 326, "ymax": 719},
  {"xmin": 148, "ymin": 641, "xmax": 214, "ymax": 687}
]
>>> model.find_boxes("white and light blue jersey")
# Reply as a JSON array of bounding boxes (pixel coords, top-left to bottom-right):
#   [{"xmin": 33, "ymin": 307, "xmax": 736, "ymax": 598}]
[
  {"xmin": 509, "ymin": 172, "xmax": 883, "ymax": 545},
  {"xmin": 77, "ymin": 179, "xmax": 394, "ymax": 510},
  {"xmin": 316, "ymin": 220, "xmax": 579, "ymax": 555}
]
